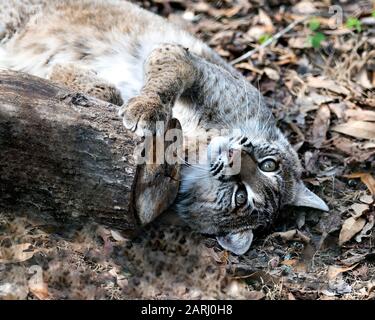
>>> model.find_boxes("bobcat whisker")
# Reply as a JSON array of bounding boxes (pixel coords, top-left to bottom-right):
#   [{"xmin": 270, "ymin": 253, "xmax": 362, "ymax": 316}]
[
  {"xmin": 241, "ymin": 76, "xmax": 250, "ymax": 124},
  {"xmin": 179, "ymin": 174, "xmax": 212, "ymax": 181},
  {"xmin": 177, "ymin": 155, "xmax": 210, "ymax": 172},
  {"xmin": 255, "ymin": 82, "xmax": 269, "ymax": 143}
]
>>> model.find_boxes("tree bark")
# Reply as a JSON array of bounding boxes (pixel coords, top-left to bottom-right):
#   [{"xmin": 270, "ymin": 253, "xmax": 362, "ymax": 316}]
[{"xmin": 0, "ymin": 70, "xmax": 180, "ymax": 232}]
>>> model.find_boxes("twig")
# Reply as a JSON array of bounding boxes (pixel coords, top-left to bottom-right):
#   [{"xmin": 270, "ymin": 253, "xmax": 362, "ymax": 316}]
[{"xmin": 230, "ymin": 16, "xmax": 309, "ymax": 65}]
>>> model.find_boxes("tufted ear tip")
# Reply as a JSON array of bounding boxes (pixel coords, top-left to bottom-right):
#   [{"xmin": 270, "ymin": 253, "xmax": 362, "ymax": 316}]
[
  {"xmin": 292, "ymin": 182, "xmax": 329, "ymax": 212},
  {"xmin": 216, "ymin": 229, "xmax": 253, "ymax": 255}
]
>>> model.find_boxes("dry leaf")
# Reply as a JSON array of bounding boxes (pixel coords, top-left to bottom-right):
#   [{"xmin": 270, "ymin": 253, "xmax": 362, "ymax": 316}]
[
  {"xmin": 350, "ymin": 203, "xmax": 369, "ymax": 218},
  {"xmin": 355, "ymin": 215, "xmax": 374, "ymax": 243},
  {"xmin": 271, "ymin": 229, "xmax": 310, "ymax": 243},
  {"xmin": 294, "ymin": 261, "xmax": 308, "ymax": 273},
  {"xmin": 328, "ymin": 278, "xmax": 352, "ymax": 295},
  {"xmin": 246, "ymin": 290, "xmax": 265, "ymax": 300},
  {"xmin": 110, "ymin": 230, "xmax": 127, "ymax": 242},
  {"xmin": 338, "ymin": 217, "xmax": 366, "ymax": 246},
  {"xmin": 216, "ymin": 6, "xmax": 241, "ymax": 18},
  {"xmin": 258, "ymin": 9, "xmax": 274, "ymax": 32},
  {"xmin": 309, "ymin": 92, "xmax": 334, "ymax": 105},
  {"xmin": 352, "ymin": 265, "xmax": 369, "ymax": 279},
  {"xmin": 368, "ymin": 282, "xmax": 375, "ymax": 296},
  {"xmin": 276, "ymin": 53, "xmax": 297, "ymax": 65},
  {"xmin": 246, "ymin": 25, "xmax": 268, "ymax": 40},
  {"xmin": 109, "ymin": 268, "xmax": 128, "ymax": 289},
  {"xmin": 332, "ymin": 136, "xmax": 375, "ymax": 162},
  {"xmin": 289, "ymin": 37, "xmax": 311, "ymax": 49},
  {"xmin": 258, "ymin": 9, "xmax": 273, "ymax": 27},
  {"xmin": 288, "ymin": 292, "xmax": 296, "ymax": 300},
  {"xmin": 281, "ymin": 259, "xmax": 298, "ymax": 266},
  {"xmin": 226, "ymin": 280, "xmax": 263, "ymax": 299},
  {"xmin": 327, "ymin": 264, "xmax": 358, "ymax": 280},
  {"xmin": 345, "ymin": 109, "xmax": 375, "ymax": 122},
  {"xmin": 326, "ymin": 28, "xmax": 352, "ymax": 36},
  {"xmin": 340, "ymin": 252, "xmax": 371, "ymax": 266},
  {"xmin": 234, "ymin": 62, "xmax": 263, "ymax": 74},
  {"xmin": 320, "ymin": 293, "xmax": 337, "ymax": 299},
  {"xmin": 203, "ymin": 247, "xmax": 228, "ymax": 264},
  {"xmin": 28, "ymin": 265, "xmax": 49, "ymax": 300},
  {"xmin": 329, "ymin": 102, "xmax": 347, "ymax": 119},
  {"xmin": 192, "ymin": 2, "xmax": 210, "ymax": 13},
  {"xmin": 360, "ymin": 141, "xmax": 375, "ymax": 149},
  {"xmin": 331, "ymin": 138, "xmax": 359, "ymax": 160},
  {"xmin": 357, "ymin": 98, "xmax": 375, "ymax": 109},
  {"xmin": 312, "ymin": 105, "xmax": 330, "ymax": 148},
  {"xmin": 360, "ymin": 195, "xmax": 374, "ymax": 205},
  {"xmin": 264, "ymin": 67, "xmax": 280, "ymax": 81},
  {"xmin": 293, "ymin": 1, "xmax": 317, "ymax": 14},
  {"xmin": 356, "ymin": 68, "xmax": 373, "ymax": 89},
  {"xmin": 331, "ymin": 121, "xmax": 375, "ymax": 140},
  {"xmin": 281, "ymin": 259, "xmax": 307, "ymax": 272},
  {"xmin": 345, "ymin": 173, "xmax": 375, "ymax": 195},
  {"xmin": 307, "ymin": 76, "xmax": 350, "ymax": 96},
  {"xmin": 236, "ymin": 270, "xmax": 279, "ymax": 286},
  {"xmin": 0, "ymin": 243, "xmax": 36, "ymax": 264}
]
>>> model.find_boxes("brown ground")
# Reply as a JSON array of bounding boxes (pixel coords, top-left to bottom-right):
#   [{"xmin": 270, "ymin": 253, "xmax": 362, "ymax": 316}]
[{"xmin": 1, "ymin": 0, "xmax": 374, "ymax": 300}]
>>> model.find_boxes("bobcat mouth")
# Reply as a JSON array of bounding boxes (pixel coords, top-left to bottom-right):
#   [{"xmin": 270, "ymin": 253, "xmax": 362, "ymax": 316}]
[{"xmin": 216, "ymin": 229, "xmax": 253, "ymax": 255}]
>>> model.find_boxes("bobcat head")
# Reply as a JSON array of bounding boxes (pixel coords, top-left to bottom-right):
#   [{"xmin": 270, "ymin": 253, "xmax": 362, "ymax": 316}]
[{"xmin": 175, "ymin": 120, "xmax": 328, "ymax": 255}]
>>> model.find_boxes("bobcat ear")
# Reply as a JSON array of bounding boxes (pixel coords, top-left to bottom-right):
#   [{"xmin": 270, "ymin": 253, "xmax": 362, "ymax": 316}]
[
  {"xmin": 216, "ymin": 230, "xmax": 253, "ymax": 255},
  {"xmin": 292, "ymin": 183, "xmax": 329, "ymax": 211}
]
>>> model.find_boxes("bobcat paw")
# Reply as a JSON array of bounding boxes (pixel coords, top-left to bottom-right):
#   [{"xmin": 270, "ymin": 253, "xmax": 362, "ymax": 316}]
[
  {"xmin": 119, "ymin": 95, "xmax": 169, "ymax": 136},
  {"xmin": 88, "ymin": 84, "xmax": 123, "ymax": 106},
  {"xmin": 147, "ymin": 44, "xmax": 189, "ymax": 67}
]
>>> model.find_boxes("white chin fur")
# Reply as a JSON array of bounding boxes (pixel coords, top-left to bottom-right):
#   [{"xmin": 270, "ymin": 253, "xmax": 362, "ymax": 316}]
[{"xmin": 216, "ymin": 229, "xmax": 253, "ymax": 255}]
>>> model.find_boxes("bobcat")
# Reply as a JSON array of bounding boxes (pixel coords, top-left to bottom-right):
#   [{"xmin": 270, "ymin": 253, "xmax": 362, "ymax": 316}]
[{"xmin": 0, "ymin": 0, "xmax": 328, "ymax": 255}]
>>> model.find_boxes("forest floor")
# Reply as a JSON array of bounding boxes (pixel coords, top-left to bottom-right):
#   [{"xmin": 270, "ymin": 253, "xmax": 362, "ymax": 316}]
[{"xmin": 1, "ymin": 0, "xmax": 375, "ymax": 300}]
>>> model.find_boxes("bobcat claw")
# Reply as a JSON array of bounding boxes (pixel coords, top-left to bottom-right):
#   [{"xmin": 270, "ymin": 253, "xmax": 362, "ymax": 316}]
[
  {"xmin": 119, "ymin": 107, "xmax": 138, "ymax": 132},
  {"xmin": 119, "ymin": 95, "xmax": 169, "ymax": 136}
]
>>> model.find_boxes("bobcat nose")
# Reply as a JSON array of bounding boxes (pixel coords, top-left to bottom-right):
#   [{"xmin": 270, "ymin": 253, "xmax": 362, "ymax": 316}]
[{"xmin": 238, "ymin": 182, "xmax": 258, "ymax": 217}]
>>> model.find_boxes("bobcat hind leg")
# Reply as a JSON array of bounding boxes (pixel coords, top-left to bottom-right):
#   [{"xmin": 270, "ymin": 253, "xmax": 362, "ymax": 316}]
[{"xmin": 49, "ymin": 64, "xmax": 123, "ymax": 106}]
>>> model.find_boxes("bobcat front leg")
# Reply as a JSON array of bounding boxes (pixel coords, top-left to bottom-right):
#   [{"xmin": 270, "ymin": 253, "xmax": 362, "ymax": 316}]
[
  {"xmin": 49, "ymin": 64, "xmax": 123, "ymax": 106},
  {"xmin": 120, "ymin": 44, "xmax": 255, "ymax": 135},
  {"xmin": 119, "ymin": 44, "xmax": 197, "ymax": 135}
]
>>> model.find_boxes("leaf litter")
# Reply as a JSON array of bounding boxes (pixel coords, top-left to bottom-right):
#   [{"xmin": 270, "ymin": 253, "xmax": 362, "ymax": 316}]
[{"xmin": 1, "ymin": 0, "xmax": 375, "ymax": 300}]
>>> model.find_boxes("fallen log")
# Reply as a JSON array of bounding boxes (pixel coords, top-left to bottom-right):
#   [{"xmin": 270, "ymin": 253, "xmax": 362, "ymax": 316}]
[{"xmin": 0, "ymin": 69, "xmax": 181, "ymax": 232}]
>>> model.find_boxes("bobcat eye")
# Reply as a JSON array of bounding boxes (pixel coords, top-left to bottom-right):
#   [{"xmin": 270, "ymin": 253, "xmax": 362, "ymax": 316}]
[
  {"xmin": 235, "ymin": 188, "xmax": 247, "ymax": 206},
  {"xmin": 259, "ymin": 158, "xmax": 279, "ymax": 172}
]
